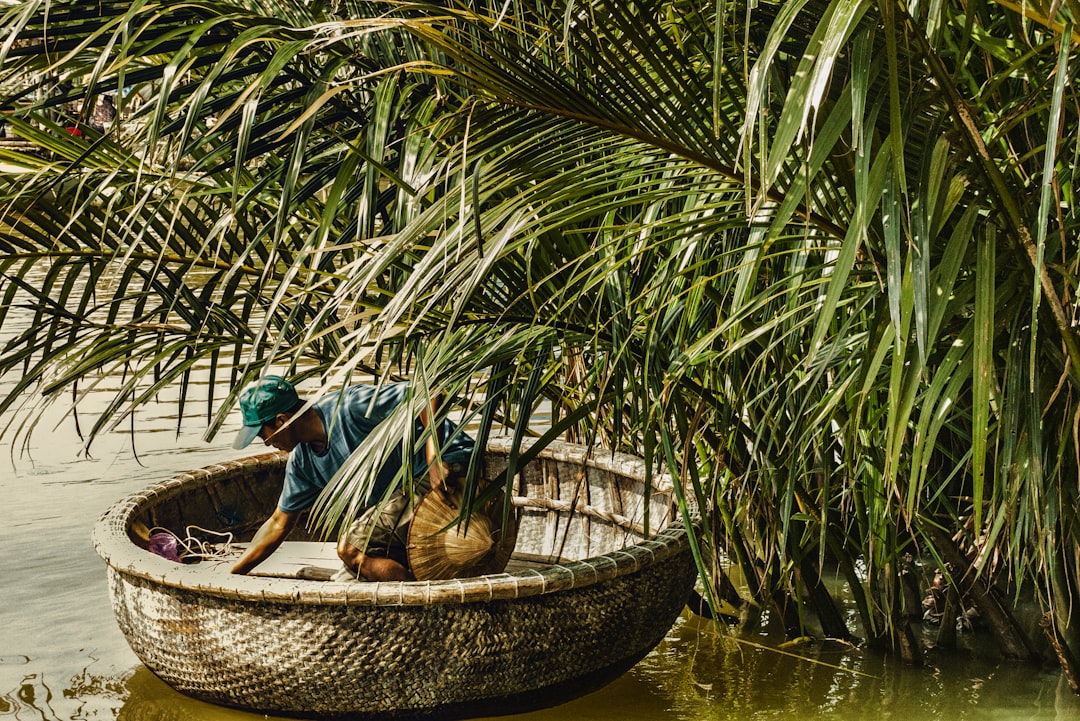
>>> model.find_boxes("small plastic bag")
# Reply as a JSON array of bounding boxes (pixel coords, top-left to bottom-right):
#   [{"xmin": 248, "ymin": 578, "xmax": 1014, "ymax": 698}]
[{"xmin": 148, "ymin": 531, "xmax": 182, "ymax": 562}]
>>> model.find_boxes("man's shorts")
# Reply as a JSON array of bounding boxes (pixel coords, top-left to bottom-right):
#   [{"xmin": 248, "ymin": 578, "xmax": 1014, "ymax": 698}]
[
  {"xmin": 344, "ymin": 490, "xmax": 418, "ymax": 568},
  {"xmin": 344, "ymin": 463, "xmax": 468, "ymax": 570}
]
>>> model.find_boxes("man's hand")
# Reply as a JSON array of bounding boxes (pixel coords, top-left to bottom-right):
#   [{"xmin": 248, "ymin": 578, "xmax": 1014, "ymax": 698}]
[{"xmin": 230, "ymin": 509, "xmax": 298, "ymax": 574}]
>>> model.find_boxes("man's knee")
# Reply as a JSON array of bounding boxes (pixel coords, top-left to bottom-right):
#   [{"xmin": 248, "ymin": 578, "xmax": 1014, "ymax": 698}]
[
  {"xmin": 360, "ymin": 555, "xmax": 413, "ymax": 581},
  {"xmin": 337, "ymin": 542, "xmax": 410, "ymax": 581},
  {"xmin": 337, "ymin": 538, "xmax": 364, "ymax": 569}
]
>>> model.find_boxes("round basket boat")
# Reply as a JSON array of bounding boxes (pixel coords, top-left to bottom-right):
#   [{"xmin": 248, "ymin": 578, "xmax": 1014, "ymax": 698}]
[{"xmin": 93, "ymin": 437, "xmax": 698, "ymax": 719}]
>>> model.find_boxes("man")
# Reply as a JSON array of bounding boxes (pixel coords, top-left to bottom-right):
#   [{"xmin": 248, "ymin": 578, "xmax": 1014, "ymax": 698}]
[
  {"xmin": 229, "ymin": 375, "xmax": 472, "ymax": 580},
  {"xmin": 89, "ymin": 94, "xmax": 115, "ymax": 132}
]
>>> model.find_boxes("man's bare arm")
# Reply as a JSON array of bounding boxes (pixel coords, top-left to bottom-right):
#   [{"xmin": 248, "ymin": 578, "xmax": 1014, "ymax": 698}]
[
  {"xmin": 230, "ymin": 509, "xmax": 299, "ymax": 574},
  {"xmin": 419, "ymin": 393, "xmax": 454, "ymax": 504}
]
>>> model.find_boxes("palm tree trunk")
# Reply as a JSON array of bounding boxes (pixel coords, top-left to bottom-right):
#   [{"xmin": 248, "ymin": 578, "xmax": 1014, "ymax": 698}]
[
  {"xmin": 1043, "ymin": 612, "xmax": 1080, "ymax": 693},
  {"xmin": 927, "ymin": 527, "xmax": 1040, "ymax": 660},
  {"xmin": 935, "ymin": 577, "xmax": 959, "ymax": 649},
  {"xmin": 799, "ymin": 555, "xmax": 852, "ymax": 641}
]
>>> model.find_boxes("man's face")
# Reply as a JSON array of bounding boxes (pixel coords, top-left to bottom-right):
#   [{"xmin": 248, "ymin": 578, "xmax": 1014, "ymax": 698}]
[{"xmin": 259, "ymin": 413, "xmax": 297, "ymax": 452}]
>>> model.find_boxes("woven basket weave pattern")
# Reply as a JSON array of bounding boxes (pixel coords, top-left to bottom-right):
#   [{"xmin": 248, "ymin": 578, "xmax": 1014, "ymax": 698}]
[{"xmin": 95, "ymin": 439, "xmax": 697, "ymax": 718}]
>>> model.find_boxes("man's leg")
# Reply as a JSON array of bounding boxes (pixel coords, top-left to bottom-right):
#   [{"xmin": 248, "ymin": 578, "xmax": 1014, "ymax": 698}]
[
  {"xmin": 336, "ymin": 539, "xmax": 413, "ymax": 581},
  {"xmin": 337, "ymin": 492, "xmax": 416, "ymax": 581}
]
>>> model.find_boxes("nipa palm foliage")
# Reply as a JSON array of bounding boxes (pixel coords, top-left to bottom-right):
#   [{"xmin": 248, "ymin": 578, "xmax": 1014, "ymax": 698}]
[{"xmin": 2, "ymin": 0, "xmax": 1080, "ymax": 676}]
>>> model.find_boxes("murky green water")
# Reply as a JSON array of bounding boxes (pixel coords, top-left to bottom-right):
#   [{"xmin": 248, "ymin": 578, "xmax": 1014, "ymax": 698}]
[{"xmin": 2, "ymin": 336, "xmax": 1079, "ymax": 720}]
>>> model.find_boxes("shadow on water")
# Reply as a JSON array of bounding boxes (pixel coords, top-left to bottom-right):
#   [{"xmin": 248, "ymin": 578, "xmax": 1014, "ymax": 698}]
[
  {"xmin": 0, "ymin": 652, "xmax": 675, "ymax": 721},
  {"xmin": 112, "ymin": 664, "xmax": 676, "ymax": 721}
]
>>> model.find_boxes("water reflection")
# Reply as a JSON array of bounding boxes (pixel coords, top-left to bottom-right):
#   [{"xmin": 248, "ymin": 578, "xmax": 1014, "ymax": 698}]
[
  {"xmin": 643, "ymin": 616, "xmax": 1080, "ymax": 721},
  {"xmin": 0, "ymin": 665, "xmax": 126, "ymax": 721},
  {"xmin": 5, "ymin": 612, "xmax": 1080, "ymax": 721}
]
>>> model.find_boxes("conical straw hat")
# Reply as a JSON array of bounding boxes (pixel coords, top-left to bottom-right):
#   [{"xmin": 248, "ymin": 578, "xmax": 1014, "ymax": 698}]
[{"xmin": 407, "ymin": 490, "xmax": 518, "ymax": 581}]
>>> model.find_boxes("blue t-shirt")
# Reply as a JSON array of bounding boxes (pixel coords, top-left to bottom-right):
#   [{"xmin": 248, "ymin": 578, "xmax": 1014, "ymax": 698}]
[{"xmin": 277, "ymin": 382, "xmax": 474, "ymax": 514}]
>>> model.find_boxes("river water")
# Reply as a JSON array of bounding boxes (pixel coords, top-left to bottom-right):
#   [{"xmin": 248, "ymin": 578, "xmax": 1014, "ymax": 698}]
[{"xmin": 2, "ymin": 334, "xmax": 1079, "ymax": 720}]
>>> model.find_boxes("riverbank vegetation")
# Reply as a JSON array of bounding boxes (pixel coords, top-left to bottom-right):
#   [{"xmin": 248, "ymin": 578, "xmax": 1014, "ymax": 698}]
[{"xmin": 1, "ymin": 0, "xmax": 1079, "ymax": 686}]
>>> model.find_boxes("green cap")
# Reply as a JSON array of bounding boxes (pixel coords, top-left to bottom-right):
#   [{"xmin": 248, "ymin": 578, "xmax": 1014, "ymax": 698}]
[{"xmin": 233, "ymin": 375, "xmax": 300, "ymax": 449}]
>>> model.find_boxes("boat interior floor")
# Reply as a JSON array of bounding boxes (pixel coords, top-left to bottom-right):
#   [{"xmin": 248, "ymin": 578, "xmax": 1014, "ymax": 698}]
[{"xmin": 219, "ymin": 541, "xmax": 555, "ymax": 581}]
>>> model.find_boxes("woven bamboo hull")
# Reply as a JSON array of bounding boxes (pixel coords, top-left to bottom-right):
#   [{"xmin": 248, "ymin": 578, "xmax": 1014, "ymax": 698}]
[{"xmin": 94, "ymin": 439, "xmax": 697, "ymax": 719}]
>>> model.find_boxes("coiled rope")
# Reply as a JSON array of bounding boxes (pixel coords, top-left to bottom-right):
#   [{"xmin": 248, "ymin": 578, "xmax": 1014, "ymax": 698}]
[{"xmin": 148, "ymin": 526, "xmax": 235, "ymax": 562}]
